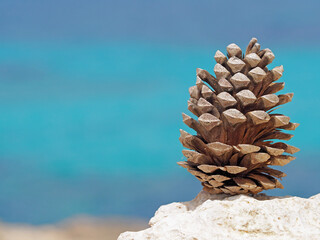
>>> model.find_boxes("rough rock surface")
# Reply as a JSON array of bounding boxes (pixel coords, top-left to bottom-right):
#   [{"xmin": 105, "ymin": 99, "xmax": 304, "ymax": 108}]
[{"xmin": 118, "ymin": 191, "xmax": 320, "ymax": 240}]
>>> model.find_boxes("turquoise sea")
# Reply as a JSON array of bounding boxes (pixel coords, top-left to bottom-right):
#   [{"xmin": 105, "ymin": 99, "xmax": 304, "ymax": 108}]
[{"xmin": 0, "ymin": 41, "xmax": 319, "ymax": 224}]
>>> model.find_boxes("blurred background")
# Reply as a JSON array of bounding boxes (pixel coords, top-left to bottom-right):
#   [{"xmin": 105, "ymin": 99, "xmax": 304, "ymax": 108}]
[{"xmin": 0, "ymin": 0, "xmax": 320, "ymax": 239}]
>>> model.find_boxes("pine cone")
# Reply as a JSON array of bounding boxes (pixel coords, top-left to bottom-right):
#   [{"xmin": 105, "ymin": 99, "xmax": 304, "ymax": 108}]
[{"xmin": 178, "ymin": 38, "xmax": 299, "ymax": 195}]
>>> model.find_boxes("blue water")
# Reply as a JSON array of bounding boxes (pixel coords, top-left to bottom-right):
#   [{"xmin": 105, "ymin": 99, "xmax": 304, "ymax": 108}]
[{"xmin": 0, "ymin": 41, "xmax": 319, "ymax": 224}]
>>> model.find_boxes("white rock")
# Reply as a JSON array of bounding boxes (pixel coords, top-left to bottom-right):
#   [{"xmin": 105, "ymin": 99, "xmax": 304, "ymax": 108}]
[{"xmin": 118, "ymin": 191, "xmax": 320, "ymax": 240}]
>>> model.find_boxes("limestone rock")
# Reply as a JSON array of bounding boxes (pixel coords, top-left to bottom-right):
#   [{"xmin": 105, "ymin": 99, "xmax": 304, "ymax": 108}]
[{"xmin": 118, "ymin": 191, "xmax": 320, "ymax": 240}]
